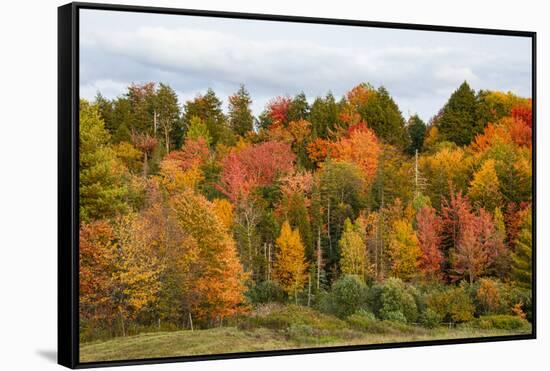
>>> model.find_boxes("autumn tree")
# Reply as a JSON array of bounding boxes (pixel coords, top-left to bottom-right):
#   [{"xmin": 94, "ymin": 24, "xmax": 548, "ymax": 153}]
[
  {"xmin": 111, "ymin": 213, "xmax": 164, "ymax": 336},
  {"xmin": 420, "ymin": 146, "xmax": 472, "ymax": 208},
  {"xmin": 274, "ymin": 220, "xmax": 309, "ymax": 299},
  {"xmin": 79, "ymin": 221, "xmax": 116, "ymax": 328},
  {"xmin": 468, "ymin": 159, "xmax": 502, "ymax": 211},
  {"xmin": 416, "ymin": 206, "xmax": 443, "ymax": 280},
  {"xmin": 218, "ymin": 141, "xmax": 295, "ymax": 202},
  {"xmin": 331, "ymin": 123, "xmax": 380, "ymax": 182},
  {"xmin": 451, "ymin": 208, "xmax": 502, "ymax": 284},
  {"xmin": 265, "ymin": 96, "xmax": 292, "ymax": 126},
  {"xmin": 388, "ymin": 219, "xmax": 421, "ymax": 281},
  {"xmin": 339, "ymin": 218, "xmax": 369, "ymax": 281},
  {"xmin": 170, "ymin": 189, "xmax": 248, "ymax": 323},
  {"xmin": 228, "ymin": 85, "xmax": 254, "ymax": 136}
]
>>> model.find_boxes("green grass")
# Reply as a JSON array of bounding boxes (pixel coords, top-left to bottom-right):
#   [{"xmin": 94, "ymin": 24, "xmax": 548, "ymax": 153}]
[{"xmin": 80, "ymin": 305, "xmax": 532, "ymax": 363}]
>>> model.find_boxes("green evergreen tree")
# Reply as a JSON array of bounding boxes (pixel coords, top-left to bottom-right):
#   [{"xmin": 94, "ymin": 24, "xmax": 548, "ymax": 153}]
[
  {"xmin": 352, "ymin": 85, "xmax": 408, "ymax": 148},
  {"xmin": 228, "ymin": 85, "xmax": 254, "ymax": 136},
  {"xmin": 287, "ymin": 92, "xmax": 310, "ymax": 122},
  {"xmin": 406, "ymin": 114, "xmax": 426, "ymax": 155},
  {"xmin": 79, "ymin": 100, "xmax": 128, "ymax": 222},
  {"xmin": 511, "ymin": 212, "xmax": 532, "ymax": 289},
  {"xmin": 437, "ymin": 81, "xmax": 481, "ymax": 145}
]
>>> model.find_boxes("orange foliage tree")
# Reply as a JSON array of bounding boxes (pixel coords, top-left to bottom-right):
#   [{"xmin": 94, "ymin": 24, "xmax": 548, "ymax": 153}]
[{"xmin": 170, "ymin": 189, "xmax": 248, "ymax": 323}]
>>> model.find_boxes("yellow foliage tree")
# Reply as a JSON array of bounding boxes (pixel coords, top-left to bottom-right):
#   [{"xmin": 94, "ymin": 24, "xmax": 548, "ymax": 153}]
[
  {"xmin": 212, "ymin": 198, "xmax": 234, "ymax": 231},
  {"xmin": 388, "ymin": 219, "xmax": 421, "ymax": 281},
  {"xmin": 112, "ymin": 213, "xmax": 164, "ymax": 336},
  {"xmin": 274, "ymin": 220, "xmax": 309, "ymax": 297},
  {"xmin": 468, "ymin": 159, "xmax": 502, "ymax": 211},
  {"xmin": 339, "ymin": 218, "xmax": 368, "ymax": 281}
]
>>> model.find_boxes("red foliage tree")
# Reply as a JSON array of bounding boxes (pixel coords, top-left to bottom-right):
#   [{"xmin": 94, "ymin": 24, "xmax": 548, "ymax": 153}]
[
  {"xmin": 266, "ymin": 96, "xmax": 292, "ymax": 126},
  {"xmin": 511, "ymin": 100, "xmax": 532, "ymax": 128},
  {"xmin": 165, "ymin": 137, "xmax": 209, "ymax": 171},
  {"xmin": 218, "ymin": 141, "xmax": 295, "ymax": 202},
  {"xmin": 416, "ymin": 206, "xmax": 443, "ymax": 280}
]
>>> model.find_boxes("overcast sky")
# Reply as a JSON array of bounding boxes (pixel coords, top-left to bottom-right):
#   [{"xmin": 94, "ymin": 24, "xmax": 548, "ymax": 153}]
[{"xmin": 80, "ymin": 9, "xmax": 532, "ymax": 122}]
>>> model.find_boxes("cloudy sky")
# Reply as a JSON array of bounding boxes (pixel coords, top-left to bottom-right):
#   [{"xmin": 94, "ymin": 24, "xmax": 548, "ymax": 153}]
[{"xmin": 80, "ymin": 9, "xmax": 532, "ymax": 122}]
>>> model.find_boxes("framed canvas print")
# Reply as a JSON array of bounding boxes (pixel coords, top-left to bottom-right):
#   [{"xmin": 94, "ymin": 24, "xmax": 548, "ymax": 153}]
[{"xmin": 58, "ymin": 2, "xmax": 536, "ymax": 368}]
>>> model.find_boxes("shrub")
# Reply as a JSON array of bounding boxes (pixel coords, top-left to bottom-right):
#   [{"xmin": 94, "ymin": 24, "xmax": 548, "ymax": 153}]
[
  {"xmin": 419, "ymin": 309, "xmax": 442, "ymax": 328},
  {"xmin": 475, "ymin": 278, "xmax": 505, "ymax": 315},
  {"xmin": 503, "ymin": 285, "xmax": 532, "ymax": 322},
  {"xmin": 346, "ymin": 310, "xmax": 377, "ymax": 331},
  {"xmin": 426, "ymin": 285, "xmax": 474, "ymax": 323},
  {"xmin": 287, "ymin": 324, "xmax": 316, "ymax": 342},
  {"xmin": 369, "ymin": 278, "xmax": 418, "ymax": 323},
  {"xmin": 246, "ymin": 280, "xmax": 286, "ymax": 305},
  {"xmin": 320, "ymin": 275, "xmax": 368, "ymax": 318},
  {"xmin": 238, "ymin": 304, "xmax": 346, "ymax": 332},
  {"xmin": 472, "ymin": 315, "xmax": 530, "ymax": 330},
  {"xmin": 346, "ymin": 312, "xmax": 423, "ymax": 335}
]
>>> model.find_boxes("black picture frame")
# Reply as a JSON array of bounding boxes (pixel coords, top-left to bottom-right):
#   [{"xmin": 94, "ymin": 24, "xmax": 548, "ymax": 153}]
[{"xmin": 58, "ymin": 2, "xmax": 537, "ymax": 369}]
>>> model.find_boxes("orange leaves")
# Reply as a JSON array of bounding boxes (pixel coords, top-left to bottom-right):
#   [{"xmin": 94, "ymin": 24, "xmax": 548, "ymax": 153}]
[
  {"xmin": 346, "ymin": 83, "xmax": 375, "ymax": 110},
  {"xmin": 79, "ymin": 221, "xmax": 116, "ymax": 320},
  {"xmin": 170, "ymin": 189, "xmax": 248, "ymax": 321},
  {"xmin": 307, "ymin": 138, "xmax": 333, "ymax": 165},
  {"xmin": 331, "ymin": 124, "xmax": 380, "ymax": 182},
  {"xmin": 472, "ymin": 102, "xmax": 532, "ymax": 153},
  {"xmin": 306, "ymin": 123, "xmax": 380, "ymax": 181}
]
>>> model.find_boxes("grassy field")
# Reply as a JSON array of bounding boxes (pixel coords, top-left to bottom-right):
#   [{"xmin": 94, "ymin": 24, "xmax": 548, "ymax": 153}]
[{"xmin": 80, "ymin": 305, "xmax": 531, "ymax": 363}]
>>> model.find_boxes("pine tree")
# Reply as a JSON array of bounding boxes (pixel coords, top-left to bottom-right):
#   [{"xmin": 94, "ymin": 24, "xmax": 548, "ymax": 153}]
[
  {"xmin": 228, "ymin": 85, "xmax": 254, "ymax": 136},
  {"xmin": 511, "ymin": 212, "xmax": 532, "ymax": 289},
  {"xmin": 79, "ymin": 100, "xmax": 128, "ymax": 222},
  {"xmin": 407, "ymin": 114, "xmax": 427, "ymax": 155},
  {"xmin": 438, "ymin": 81, "xmax": 481, "ymax": 145}
]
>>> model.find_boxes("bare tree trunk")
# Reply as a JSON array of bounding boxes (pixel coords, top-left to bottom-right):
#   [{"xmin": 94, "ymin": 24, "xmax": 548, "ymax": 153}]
[
  {"xmin": 327, "ymin": 200, "xmax": 332, "ymax": 254},
  {"xmin": 307, "ymin": 274, "xmax": 311, "ymax": 307},
  {"xmin": 143, "ymin": 152, "xmax": 148, "ymax": 178},
  {"xmin": 188, "ymin": 312, "xmax": 194, "ymax": 331},
  {"xmin": 267, "ymin": 242, "xmax": 271, "ymax": 281},
  {"xmin": 164, "ymin": 125, "xmax": 170, "ymax": 153},
  {"xmin": 119, "ymin": 309, "xmax": 126, "ymax": 337},
  {"xmin": 317, "ymin": 229, "xmax": 321, "ymax": 290}
]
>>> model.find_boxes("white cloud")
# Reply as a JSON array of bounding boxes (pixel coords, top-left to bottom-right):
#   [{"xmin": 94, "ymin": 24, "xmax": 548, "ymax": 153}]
[{"xmin": 79, "ymin": 10, "xmax": 532, "ymax": 121}]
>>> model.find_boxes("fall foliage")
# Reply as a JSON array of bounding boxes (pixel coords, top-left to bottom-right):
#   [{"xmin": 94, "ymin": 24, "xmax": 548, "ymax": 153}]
[{"xmin": 80, "ymin": 80, "xmax": 532, "ymax": 344}]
